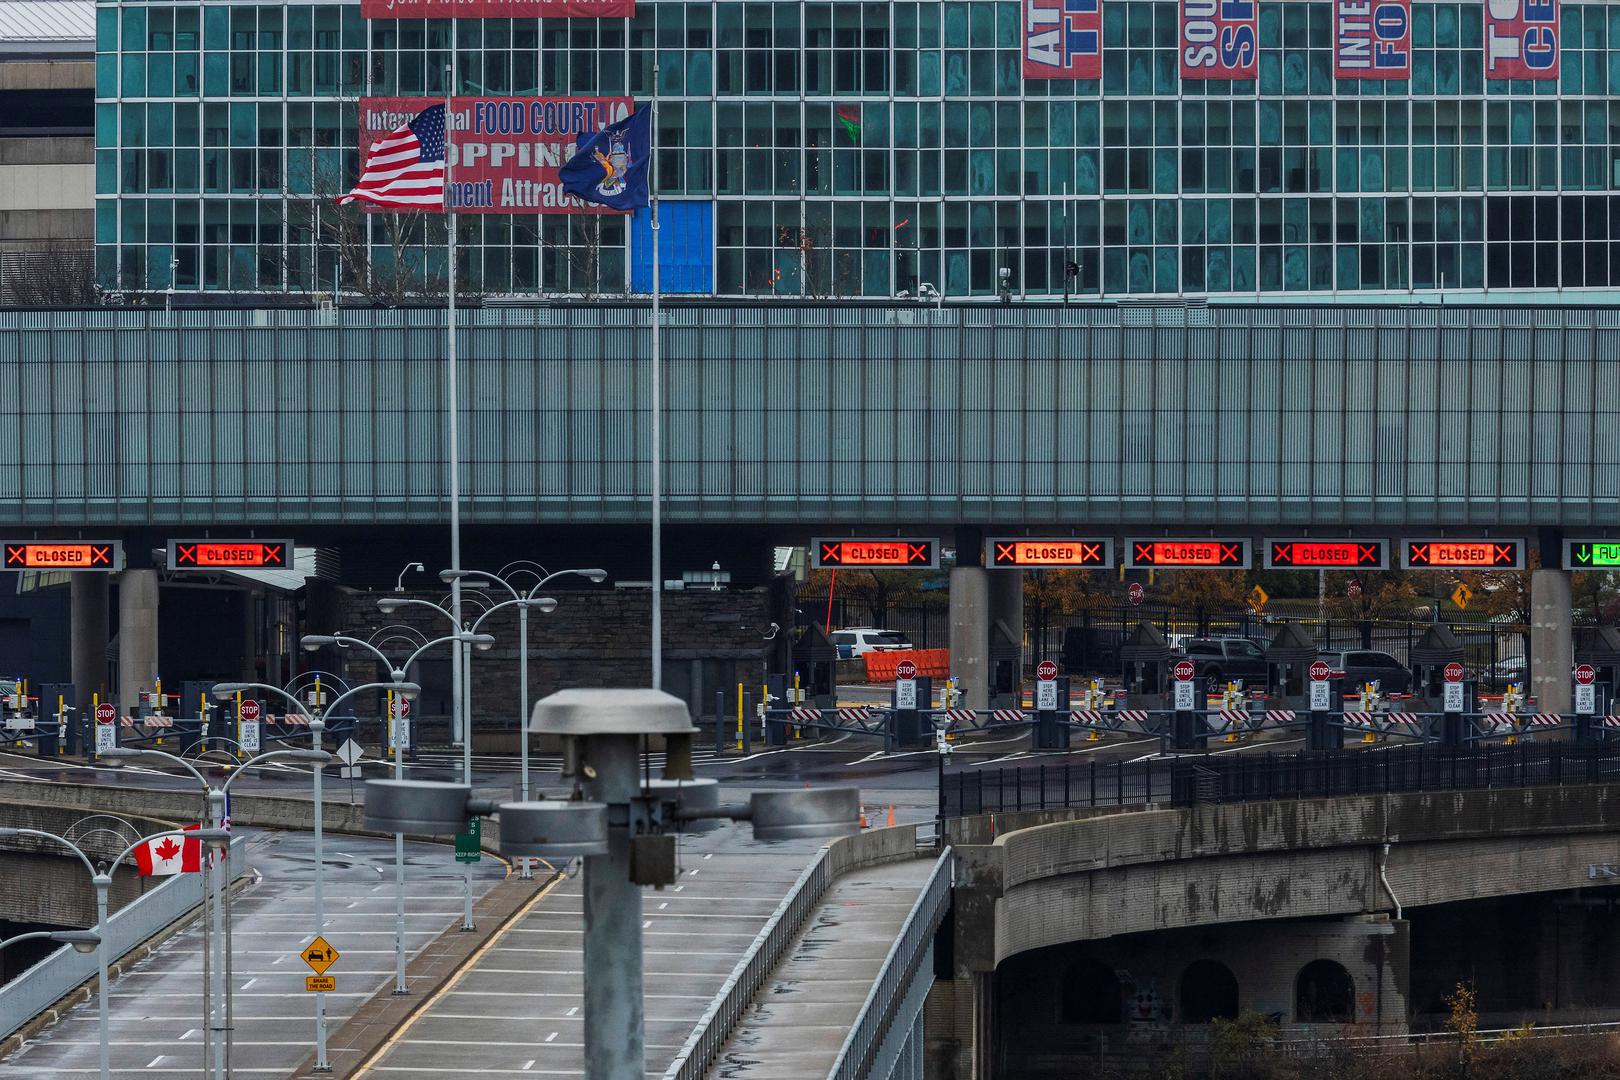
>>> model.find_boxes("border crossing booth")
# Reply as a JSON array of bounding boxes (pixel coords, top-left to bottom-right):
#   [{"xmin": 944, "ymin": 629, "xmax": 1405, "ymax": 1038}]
[
  {"xmin": 988, "ymin": 619, "xmax": 1021, "ymax": 708},
  {"xmin": 1409, "ymin": 623, "xmax": 1465, "ymax": 703},
  {"xmin": 793, "ymin": 625, "xmax": 838, "ymax": 708},
  {"xmin": 1265, "ymin": 623, "xmax": 1317, "ymax": 701},
  {"xmin": 1121, "ymin": 622, "xmax": 1172, "ymax": 696},
  {"xmin": 1575, "ymin": 626, "xmax": 1620, "ymax": 706}
]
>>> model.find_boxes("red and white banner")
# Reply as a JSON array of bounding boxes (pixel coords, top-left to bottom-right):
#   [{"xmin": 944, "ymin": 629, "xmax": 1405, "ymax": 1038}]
[
  {"xmin": 1484, "ymin": 0, "xmax": 1558, "ymax": 80},
  {"xmin": 134, "ymin": 829, "xmax": 203, "ymax": 877},
  {"xmin": 1180, "ymin": 0, "xmax": 1257, "ymax": 79},
  {"xmin": 1334, "ymin": 0, "xmax": 1411, "ymax": 78},
  {"xmin": 361, "ymin": 0, "xmax": 632, "ymax": 19},
  {"xmin": 358, "ymin": 97, "xmax": 633, "ymax": 214},
  {"xmin": 1023, "ymin": 0, "xmax": 1102, "ymax": 79}
]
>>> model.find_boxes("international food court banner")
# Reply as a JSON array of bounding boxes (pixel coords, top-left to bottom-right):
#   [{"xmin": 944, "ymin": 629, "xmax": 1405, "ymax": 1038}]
[
  {"xmin": 1180, "ymin": 0, "xmax": 1257, "ymax": 79},
  {"xmin": 361, "ymin": 0, "xmax": 632, "ymax": 18},
  {"xmin": 1333, "ymin": 0, "xmax": 1410, "ymax": 79},
  {"xmin": 358, "ymin": 96, "xmax": 634, "ymax": 213},
  {"xmin": 1022, "ymin": 0, "xmax": 1102, "ymax": 79}
]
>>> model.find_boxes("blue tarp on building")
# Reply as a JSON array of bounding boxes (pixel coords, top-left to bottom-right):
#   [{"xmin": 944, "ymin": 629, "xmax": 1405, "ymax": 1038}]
[{"xmin": 631, "ymin": 201, "xmax": 713, "ymax": 294}]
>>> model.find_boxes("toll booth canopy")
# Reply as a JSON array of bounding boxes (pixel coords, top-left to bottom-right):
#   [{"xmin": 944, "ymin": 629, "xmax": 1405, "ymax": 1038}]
[
  {"xmin": 1265, "ymin": 622, "xmax": 1318, "ymax": 700},
  {"xmin": 1120, "ymin": 621, "xmax": 1173, "ymax": 695},
  {"xmin": 1575, "ymin": 625, "xmax": 1620, "ymax": 697},
  {"xmin": 989, "ymin": 619, "xmax": 1021, "ymax": 707},
  {"xmin": 794, "ymin": 624, "xmax": 838, "ymax": 707},
  {"xmin": 1409, "ymin": 623, "xmax": 1465, "ymax": 700}
]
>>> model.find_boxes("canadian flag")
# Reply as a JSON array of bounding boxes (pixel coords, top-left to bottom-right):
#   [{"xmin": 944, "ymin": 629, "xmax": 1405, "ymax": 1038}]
[{"xmin": 133, "ymin": 827, "xmax": 203, "ymax": 876}]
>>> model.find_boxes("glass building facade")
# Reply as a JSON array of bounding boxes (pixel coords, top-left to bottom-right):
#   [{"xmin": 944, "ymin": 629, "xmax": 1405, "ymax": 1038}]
[{"xmin": 96, "ymin": 0, "xmax": 1620, "ymax": 298}]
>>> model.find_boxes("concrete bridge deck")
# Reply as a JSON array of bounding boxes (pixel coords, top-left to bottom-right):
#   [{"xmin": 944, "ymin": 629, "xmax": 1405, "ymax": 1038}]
[{"xmin": 701, "ymin": 857, "xmax": 937, "ymax": 1080}]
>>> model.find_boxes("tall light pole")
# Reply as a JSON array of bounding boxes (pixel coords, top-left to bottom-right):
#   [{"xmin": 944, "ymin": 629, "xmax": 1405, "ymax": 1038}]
[
  {"xmin": 0, "ymin": 826, "xmax": 231, "ymax": 1080},
  {"xmin": 0, "ymin": 929, "xmax": 101, "ymax": 955},
  {"xmin": 374, "ymin": 595, "xmax": 497, "ymax": 930},
  {"xmin": 206, "ymin": 680, "xmax": 410, "ymax": 1041},
  {"xmin": 442, "ymin": 564, "xmax": 604, "ymax": 875},
  {"xmin": 101, "ymin": 737, "xmax": 332, "ymax": 1078},
  {"xmin": 301, "ymin": 630, "xmax": 470, "ymax": 990}
]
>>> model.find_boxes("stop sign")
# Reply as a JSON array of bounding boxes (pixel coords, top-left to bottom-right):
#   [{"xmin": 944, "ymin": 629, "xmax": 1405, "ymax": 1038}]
[
  {"xmin": 1128, "ymin": 582, "xmax": 1145, "ymax": 605},
  {"xmin": 395, "ymin": 697, "xmax": 411, "ymax": 717},
  {"xmin": 895, "ymin": 659, "xmax": 918, "ymax": 681},
  {"xmin": 1347, "ymin": 580, "xmax": 1362, "ymax": 598},
  {"xmin": 1172, "ymin": 659, "xmax": 1195, "ymax": 682},
  {"xmin": 1036, "ymin": 660, "xmax": 1058, "ymax": 681},
  {"xmin": 1443, "ymin": 662, "xmax": 1465, "ymax": 683},
  {"xmin": 239, "ymin": 699, "xmax": 262, "ymax": 721},
  {"xmin": 93, "ymin": 702, "xmax": 116, "ymax": 724},
  {"xmin": 1309, "ymin": 660, "xmax": 1331, "ymax": 682},
  {"xmin": 1576, "ymin": 663, "xmax": 1597, "ymax": 686}
]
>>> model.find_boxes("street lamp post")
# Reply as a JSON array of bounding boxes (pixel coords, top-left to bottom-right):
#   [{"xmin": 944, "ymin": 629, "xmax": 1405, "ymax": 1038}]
[
  {"xmin": 0, "ymin": 929, "xmax": 101, "ymax": 954},
  {"xmin": 206, "ymin": 679, "xmax": 408, "ymax": 1058},
  {"xmin": 0, "ymin": 826, "xmax": 231, "ymax": 1080},
  {"xmin": 374, "ymin": 595, "xmax": 499, "ymax": 930},
  {"xmin": 300, "ymin": 630, "xmax": 470, "ymax": 991},
  {"xmin": 443, "ymin": 565, "xmax": 604, "ymax": 876},
  {"xmin": 101, "ymin": 735, "xmax": 332, "ymax": 1079}
]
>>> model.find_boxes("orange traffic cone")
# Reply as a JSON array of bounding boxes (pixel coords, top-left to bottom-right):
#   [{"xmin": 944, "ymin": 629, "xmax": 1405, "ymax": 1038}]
[
  {"xmin": 859, "ymin": 805, "xmax": 870, "ymax": 829},
  {"xmin": 886, "ymin": 804, "xmax": 896, "ymax": 828}
]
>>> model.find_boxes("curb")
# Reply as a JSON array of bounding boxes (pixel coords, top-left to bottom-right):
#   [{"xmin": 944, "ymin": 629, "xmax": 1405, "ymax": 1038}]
[{"xmin": 288, "ymin": 869, "xmax": 559, "ymax": 1080}]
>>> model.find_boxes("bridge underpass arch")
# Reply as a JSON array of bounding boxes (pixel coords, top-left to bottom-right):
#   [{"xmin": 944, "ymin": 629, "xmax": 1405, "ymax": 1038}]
[
  {"xmin": 1178, "ymin": 958, "xmax": 1240, "ymax": 1023},
  {"xmin": 1296, "ymin": 958, "xmax": 1357, "ymax": 1023}
]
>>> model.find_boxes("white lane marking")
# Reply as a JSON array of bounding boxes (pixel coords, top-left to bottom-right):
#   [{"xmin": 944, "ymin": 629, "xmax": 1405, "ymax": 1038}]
[
  {"xmin": 521, "ymin": 1059, "xmax": 536, "ymax": 1070},
  {"xmin": 673, "ymin": 885, "xmax": 684, "ymax": 892},
  {"xmin": 658, "ymin": 902, "xmax": 668, "ymax": 910},
  {"xmin": 1210, "ymin": 737, "xmax": 1304, "ymax": 756},
  {"xmin": 565, "ymin": 1006, "xmax": 579, "ymax": 1016},
  {"xmin": 240, "ymin": 978, "xmax": 257, "ymax": 990},
  {"xmin": 145, "ymin": 1056, "xmax": 165, "ymax": 1068},
  {"xmin": 544, "ymin": 1032, "xmax": 558, "ymax": 1043},
  {"xmin": 702, "ymin": 853, "xmax": 712, "ymax": 860},
  {"xmin": 181, "ymin": 1029, "xmax": 197, "ymax": 1040},
  {"xmin": 642, "ymin": 920, "xmax": 651, "ymax": 929}
]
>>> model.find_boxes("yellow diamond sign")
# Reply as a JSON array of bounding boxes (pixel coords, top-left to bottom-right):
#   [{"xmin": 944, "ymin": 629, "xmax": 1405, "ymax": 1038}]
[
  {"xmin": 300, "ymin": 936, "xmax": 339, "ymax": 976},
  {"xmin": 1248, "ymin": 584, "xmax": 1269, "ymax": 611},
  {"xmin": 1451, "ymin": 582, "xmax": 1474, "ymax": 610}
]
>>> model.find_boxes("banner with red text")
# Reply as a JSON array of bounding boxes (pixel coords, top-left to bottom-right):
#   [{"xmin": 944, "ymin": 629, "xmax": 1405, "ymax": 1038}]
[
  {"xmin": 1180, "ymin": 0, "xmax": 1257, "ymax": 79},
  {"xmin": 1484, "ymin": 0, "xmax": 1558, "ymax": 80},
  {"xmin": 1023, "ymin": 0, "xmax": 1102, "ymax": 79},
  {"xmin": 359, "ymin": 96, "xmax": 633, "ymax": 213},
  {"xmin": 361, "ymin": 0, "xmax": 632, "ymax": 18},
  {"xmin": 1333, "ymin": 0, "xmax": 1411, "ymax": 78}
]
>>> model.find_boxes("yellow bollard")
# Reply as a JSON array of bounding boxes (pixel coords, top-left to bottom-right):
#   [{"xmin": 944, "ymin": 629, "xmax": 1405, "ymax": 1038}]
[
  {"xmin": 1087, "ymin": 728, "xmax": 1100, "ymax": 742},
  {"xmin": 57, "ymin": 693, "xmax": 66, "ymax": 755},
  {"xmin": 736, "ymin": 683, "xmax": 744, "ymax": 751}
]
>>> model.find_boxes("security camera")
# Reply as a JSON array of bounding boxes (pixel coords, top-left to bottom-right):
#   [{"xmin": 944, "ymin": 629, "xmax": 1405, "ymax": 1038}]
[{"xmin": 762, "ymin": 622, "xmax": 780, "ymax": 641}]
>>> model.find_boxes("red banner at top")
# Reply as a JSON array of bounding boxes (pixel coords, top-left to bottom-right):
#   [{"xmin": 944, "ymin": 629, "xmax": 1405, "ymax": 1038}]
[
  {"xmin": 1333, "ymin": 0, "xmax": 1410, "ymax": 79},
  {"xmin": 1484, "ymin": 0, "xmax": 1558, "ymax": 79},
  {"xmin": 1022, "ymin": 0, "xmax": 1102, "ymax": 79},
  {"xmin": 1180, "ymin": 0, "xmax": 1257, "ymax": 79},
  {"xmin": 361, "ymin": 0, "xmax": 632, "ymax": 18}
]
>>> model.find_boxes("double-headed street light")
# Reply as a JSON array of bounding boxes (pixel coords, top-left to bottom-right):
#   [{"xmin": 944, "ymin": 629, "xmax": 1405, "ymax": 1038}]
[
  {"xmin": 362, "ymin": 688, "xmax": 860, "ymax": 1080},
  {"xmin": 102, "ymin": 728, "xmax": 332, "ymax": 1078},
  {"xmin": 0, "ymin": 826, "xmax": 231, "ymax": 1080}
]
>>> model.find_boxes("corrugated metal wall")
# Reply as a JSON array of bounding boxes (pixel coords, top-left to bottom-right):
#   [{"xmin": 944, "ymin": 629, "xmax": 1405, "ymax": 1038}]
[{"xmin": 0, "ymin": 304, "xmax": 1614, "ymax": 527}]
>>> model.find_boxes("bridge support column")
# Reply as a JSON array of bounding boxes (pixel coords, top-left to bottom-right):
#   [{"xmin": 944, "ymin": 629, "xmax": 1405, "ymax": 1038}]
[
  {"xmin": 988, "ymin": 569, "xmax": 1023, "ymax": 671},
  {"xmin": 950, "ymin": 568, "xmax": 991, "ymax": 711},
  {"xmin": 70, "ymin": 573, "xmax": 109, "ymax": 717},
  {"xmin": 1530, "ymin": 568, "xmax": 1573, "ymax": 715},
  {"xmin": 117, "ymin": 569, "xmax": 160, "ymax": 710}
]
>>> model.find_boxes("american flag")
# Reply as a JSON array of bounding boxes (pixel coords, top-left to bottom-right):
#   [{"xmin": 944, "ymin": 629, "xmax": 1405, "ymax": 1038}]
[{"xmin": 337, "ymin": 104, "xmax": 447, "ymax": 210}]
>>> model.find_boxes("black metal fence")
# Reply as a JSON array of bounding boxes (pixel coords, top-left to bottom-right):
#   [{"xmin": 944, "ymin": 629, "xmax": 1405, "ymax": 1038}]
[{"xmin": 940, "ymin": 743, "xmax": 1620, "ymax": 817}]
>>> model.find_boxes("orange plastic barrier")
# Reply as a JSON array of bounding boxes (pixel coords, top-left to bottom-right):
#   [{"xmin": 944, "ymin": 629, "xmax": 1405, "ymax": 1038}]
[{"xmin": 863, "ymin": 648, "xmax": 950, "ymax": 681}]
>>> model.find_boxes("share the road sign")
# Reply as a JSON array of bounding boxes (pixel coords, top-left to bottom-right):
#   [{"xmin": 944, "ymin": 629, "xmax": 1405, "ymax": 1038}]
[
  {"xmin": 301, "ymin": 936, "xmax": 339, "ymax": 975},
  {"xmin": 305, "ymin": 976, "xmax": 336, "ymax": 993}
]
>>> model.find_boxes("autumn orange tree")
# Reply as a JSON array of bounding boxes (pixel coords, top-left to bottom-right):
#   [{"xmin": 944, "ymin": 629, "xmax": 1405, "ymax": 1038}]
[
  {"xmin": 1165, "ymin": 571, "xmax": 1250, "ymax": 635},
  {"xmin": 1024, "ymin": 569, "xmax": 1115, "ymax": 659}
]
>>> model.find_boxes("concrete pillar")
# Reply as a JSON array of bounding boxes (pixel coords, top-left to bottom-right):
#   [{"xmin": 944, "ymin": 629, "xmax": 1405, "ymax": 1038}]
[
  {"xmin": 1530, "ymin": 568, "xmax": 1573, "ymax": 714},
  {"xmin": 117, "ymin": 569, "xmax": 160, "ymax": 710},
  {"xmin": 988, "ymin": 569, "xmax": 1024, "ymax": 670},
  {"xmin": 70, "ymin": 573, "xmax": 110, "ymax": 710},
  {"xmin": 950, "ymin": 567, "xmax": 990, "ymax": 710}
]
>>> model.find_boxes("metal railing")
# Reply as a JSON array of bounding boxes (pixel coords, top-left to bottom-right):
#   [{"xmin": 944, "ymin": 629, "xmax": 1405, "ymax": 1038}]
[
  {"xmin": 0, "ymin": 836, "xmax": 245, "ymax": 1041},
  {"xmin": 826, "ymin": 850, "xmax": 954, "ymax": 1080},
  {"xmin": 943, "ymin": 742, "xmax": 1620, "ymax": 816}
]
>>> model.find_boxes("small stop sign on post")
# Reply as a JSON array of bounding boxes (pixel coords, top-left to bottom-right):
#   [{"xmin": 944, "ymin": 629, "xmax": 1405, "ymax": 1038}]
[
  {"xmin": 94, "ymin": 702, "xmax": 116, "ymax": 724},
  {"xmin": 1309, "ymin": 660, "xmax": 1331, "ymax": 682},
  {"xmin": 1128, "ymin": 582, "xmax": 1145, "ymax": 605},
  {"xmin": 239, "ymin": 699, "xmax": 262, "ymax": 721},
  {"xmin": 1576, "ymin": 663, "xmax": 1597, "ymax": 686},
  {"xmin": 895, "ymin": 659, "xmax": 918, "ymax": 681},
  {"xmin": 1173, "ymin": 660, "xmax": 1195, "ymax": 682},
  {"xmin": 1036, "ymin": 660, "xmax": 1058, "ymax": 681},
  {"xmin": 1443, "ymin": 662, "xmax": 1465, "ymax": 683}
]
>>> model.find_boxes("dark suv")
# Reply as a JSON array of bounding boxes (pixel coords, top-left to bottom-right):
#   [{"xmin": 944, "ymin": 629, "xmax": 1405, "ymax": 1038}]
[
  {"xmin": 1317, "ymin": 650, "xmax": 1412, "ymax": 693},
  {"xmin": 1180, "ymin": 638, "xmax": 1269, "ymax": 686}
]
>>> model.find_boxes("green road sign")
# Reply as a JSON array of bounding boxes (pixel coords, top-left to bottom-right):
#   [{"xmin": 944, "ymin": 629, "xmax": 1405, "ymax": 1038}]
[
  {"xmin": 1566, "ymin": 540, "xmax": 1620, "ymax": 568},
  {"xmin": 454, "ymin": 816, "xmax": 482, "ymax": 863}
]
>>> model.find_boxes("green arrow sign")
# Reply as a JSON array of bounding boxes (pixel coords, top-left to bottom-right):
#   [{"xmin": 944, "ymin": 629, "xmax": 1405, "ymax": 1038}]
[{"xmin": 1566, "ymin": 541, "xmax": 1620, "ymax": 568}]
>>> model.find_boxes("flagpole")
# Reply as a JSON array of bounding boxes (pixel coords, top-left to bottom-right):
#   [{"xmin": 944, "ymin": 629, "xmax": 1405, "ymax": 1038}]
[{"xmin": 650, "ymin": 70, "xmax": 662, "ymax": 691}]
